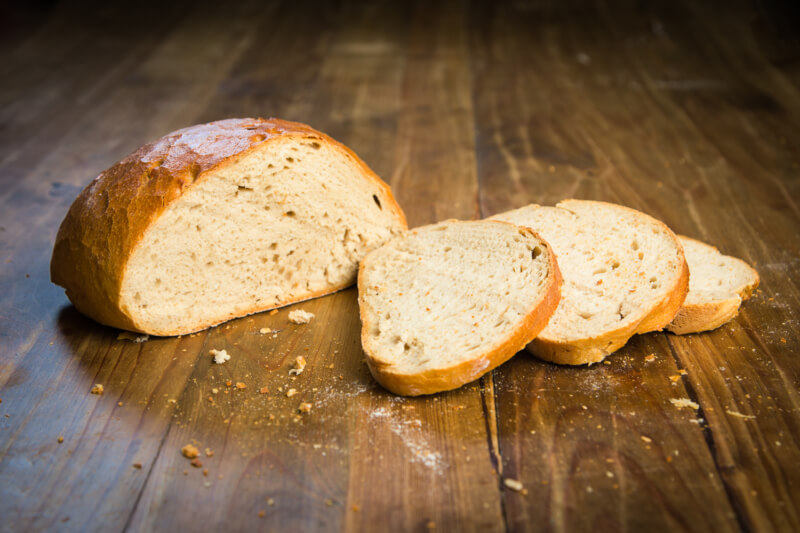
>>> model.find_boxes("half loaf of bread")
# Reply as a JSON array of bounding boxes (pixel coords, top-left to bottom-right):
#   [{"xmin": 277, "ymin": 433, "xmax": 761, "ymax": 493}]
[
  {"xmin": 667, "ymin": 236, "xmax": 759, "ymax": 334},
  {"xmin": 358, "ymin": 220, "xmax": 561, "ymax": 396},
  {"xmin": 51, "ymin": 118, "xmax": 407, "ymax": 335},
  {"xmin": 491, "ymin": 199, "xmax": 688, "ymax": 365}
]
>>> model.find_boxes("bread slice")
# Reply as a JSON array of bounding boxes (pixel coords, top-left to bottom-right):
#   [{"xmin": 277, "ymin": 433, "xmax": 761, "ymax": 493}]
[
  {"xmin": 490, "ymin": 199, "xmax": 689, "ymax": 365},
  {"xmin": 358, "ymin": 220, "xmax": 561, "ymax": 396},
  {"xmin": 51, "ymin": 118, "xmax": 407, "ymax": 336},
  {"xmin": 667, "ymin": 236, "xmax": 759, "ymax": 334}
]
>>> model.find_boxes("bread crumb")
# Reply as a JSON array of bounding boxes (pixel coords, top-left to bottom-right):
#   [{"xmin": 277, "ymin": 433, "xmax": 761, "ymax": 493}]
[
  {"xmin": 258, "ymin": 510, "xmax": 265, "ymax": 518},
  {"xmin": 117, "ymin": 332, "xmax": 149, "ymax": 343},
  {"xmin": 504, "ymin": 478, "xmax": 524, "ymax": 491},
  {"xmin": 351, "ymin": 505, "xmax": 360, "ymax": 512},
  {"xmin": 426, "ymin": 520, "xmax": 436, "ymax": 529},
  {"xmin": 780, "ymin": 337, "xmax": 786, "ymax": 343},
  {"xmin": 269, "ymin": 309, "xmax": 278, "ymax": 316},
  {"xmin": 118, "ymin": 402, "xmax": 123, "ymax": 407},
  {"xmin": 669, "ymin": 375, "xmax": 681, "ymax": 383},
  {"xmin": 726, "ymin": 410, "xmax": 756, "ymax": 419},
  {"xmin": 640, "ymin": 435, "xmax": 652, "ymax": 443},
  {"xmin": 325, "ymin": 499, "xmax": 333, "ymax": 506},
  {"xmin": 288, "ymin": 309, "xmax": 314, "ymax": 324},
  {"xmin": 202, "ymin": 469, "xmax": 208, "ymax": 477},
  {"xmin": 225, "ymin": 380, "xmax": 232, "ymax": 387},
  {"xmin": 90, "ymin": 384, "xmax": 104, "ymax": 395},
  {"xmin": 260, "ymin": 386, "xmax": 269, "ymax": 394},
  {"xmin": 182, "ymin": 444, "xmax": 200, "ymax": 459},
  {"xmin": 286, "ymin": 388, "xmax": 297, "ymax": 398},
  {"xmin": 236, "ymin": 382, "xmax": 246, "ymax": 390},
  {"xmin": 205, "ymin": 448, "xmax": 214, "ymax": 457},
  {"xmin": 678, "ymin": 369, "xmax": 687, "ymax": 375},
  {"xmin": 298, "ymin": 402, "xmax": 312, "ymax": 413},
  {"xmin": 267, "ymin": 498, "xmax": 275, "ymax": 506},
  {"xmin": 289, "ymin": 356, "xmax": 307, "ymax": 376},
  {"xmin": 211, "ymin": 388, "xmax": 219, "ymax": 394},
  {"xmin": 133, "ymin": 462, "xmax": 142, "ymax": 469},
  {"xmin": 670, "ymin": 398, "xmax": 699, "ymax": 410},
  {"xmin": 260, "ymin": 328, "xmax": 271, "ymax": 334},
  {"xmin": 210, "ymin": 349, "xmax": 231, "ymax": 364},
  {"xmin": 57, "ymin": 436, "xmax": 64, "ymax": 443},
  {"xmin": 190, "ymin": 458, "xmax": 203, "ymax": 468},
  {"xmin": 644, "ymin": 354, "xmax": 656, "ymax": 362}
]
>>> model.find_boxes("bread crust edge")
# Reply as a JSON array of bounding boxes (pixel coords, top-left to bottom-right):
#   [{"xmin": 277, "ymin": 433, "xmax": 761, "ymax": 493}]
[
  {"xmin": 359, "ymin": 222, "xmax": 563, "ymax": 396},
  {"xmin": 51, "ymin": 118, "xmax": 407, "ymax": 336}
]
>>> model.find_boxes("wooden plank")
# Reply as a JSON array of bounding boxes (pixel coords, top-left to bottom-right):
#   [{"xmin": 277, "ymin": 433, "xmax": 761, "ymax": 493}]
[
  {"xmin": 126, "ymin": 1, "xmax": 504, "ymax": 531},
  {"xmin": 467, "ymin": 1, "xmax": 759, "ymax": 530},
  {"xmin": 1, "ymin": 0, "xmax": 799, "ymax": 531},
  {"xmin": 598, "ymin": 2, "xmax": 800, "ymax": 530},
  {"xmin": 0, "ymin": 1, "xmax": 274, "ymax": 530},
  {"xmin": 342, "ymin": 2, "xmax": 502, "ymax": 531}
]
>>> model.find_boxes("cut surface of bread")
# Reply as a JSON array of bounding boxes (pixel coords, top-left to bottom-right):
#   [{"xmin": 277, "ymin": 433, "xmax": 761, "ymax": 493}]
[
  {"xmin": 358, "ymin": 220, "xmax": 561, "ymax": 396},
  {"xmin": 51, "ymin": 118, "xmax": 406, "ymax": 335},
  {"xmin": 667, "ymin": 236, "xmax": 759, "ymax": 334},
  {"xmin": 491, "ymin": 199, "xmax": 688, "ymax": 365}
]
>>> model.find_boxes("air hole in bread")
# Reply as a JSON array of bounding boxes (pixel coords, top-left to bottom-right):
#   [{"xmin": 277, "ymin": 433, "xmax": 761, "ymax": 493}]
[
  {"xmin": 444, "ymin": 246, "xmax": 452, "ymax": 253},
  {"xmin": 638, "ymin": 252, "xmax": 644, "ymax": 260},
  {"xmin": 285, "ymin": 211, "xmax": 296, "ymax": 217},
  {"xmin": 309, "ymin": 141, "xmax": 321, "ymax": 149},
  {"xmin": 593, "ymin": 267, "xmax": 607, "ymax": 275},
  {"xmin": 373, "ymin": 194, "xmax": 382, "ymax": 209},
  {"xmin": 237, "ymin": 185, "xmax": 253, "ymax": 192},
  {"xmin": 532, "ymin": 246, "xmax": 542, "ymax": 259},
  {"xmin": 611, "ymin": 261, "xmax": 620, "ymax": 269},
  {"xmin": 579, "ymin": 311, "xmax": 593, "ymax": 319},
  {"xmin": 631, "ymin": 240, "xmax": 639, "ymax": 250},
  {"xmin": 286, "ymin": 157, "xmax": 294, "ymax": 163}
]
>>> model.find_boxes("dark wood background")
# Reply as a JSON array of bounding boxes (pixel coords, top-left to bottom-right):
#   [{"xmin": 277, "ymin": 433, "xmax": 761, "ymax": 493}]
[{"xmin": 1, "ymin": 0, "xmax": 798, "ymax": 531}]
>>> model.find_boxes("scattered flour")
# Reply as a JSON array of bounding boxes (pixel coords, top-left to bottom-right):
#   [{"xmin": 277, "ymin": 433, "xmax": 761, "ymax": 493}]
[{"xmin": 368, "ymin": 407, "xmax": 444, "ymax": 473}]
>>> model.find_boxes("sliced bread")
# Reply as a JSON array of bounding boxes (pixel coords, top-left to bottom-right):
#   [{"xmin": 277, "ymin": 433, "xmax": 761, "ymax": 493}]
[
  {"xmin": 51, "ymin": 118, "xmax": 407, "ymax": 336},
  {"xmin": 491, "ymin": 199, "xmax": 689, "ymax": 365},
  {"xmin": 358, "ymin": 220, "xmax": 561, "ymax": 396},
  {"xmin": 667, "ymin": 236, "xmax": 759, "ymax": 334}
]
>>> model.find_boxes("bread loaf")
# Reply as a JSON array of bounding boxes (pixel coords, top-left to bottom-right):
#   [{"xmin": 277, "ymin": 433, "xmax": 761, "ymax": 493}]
[
  {"xmin": 491, "ymin": 199, "xmax": 688, "ymax": 365},
  {"xmin": 667, "ymin": 236, "xmax": 759, "ymax": 334},
  {"xmin": 358, "ymin": 220, "xmax": 561, "ymax": 395},
  {"xmin": 51, "ymin": 118, "xmax": 407, "ymax": 335}
]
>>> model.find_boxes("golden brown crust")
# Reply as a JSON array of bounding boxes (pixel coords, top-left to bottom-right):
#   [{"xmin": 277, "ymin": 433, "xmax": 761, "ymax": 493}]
[
  {"xmin": 51, "ymin": 118, "xmax": 406, "ymax": 334},
  {"xmin": 666, "ymin": 236, "xmax": 759, "ymax": 335},
  {"xmin": 666, "ymin": 297, "xmax": 742, "ymax": 335},
  {"xmin": 525, "ymin": 200, "xmax": 690, "ymax": 365},
  {"xmin": 358, "ymin": 224, "xmax": 563, "ymax": 396}
]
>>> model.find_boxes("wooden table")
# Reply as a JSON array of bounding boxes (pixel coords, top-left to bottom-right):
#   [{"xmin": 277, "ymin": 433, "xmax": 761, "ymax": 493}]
[{"xmin": 1, "ymin": 0, "xmax": 798, "ymax": 531}]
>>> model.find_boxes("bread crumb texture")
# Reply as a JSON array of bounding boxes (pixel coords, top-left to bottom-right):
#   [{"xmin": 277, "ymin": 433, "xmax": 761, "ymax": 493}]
[
  {"xmin": 181, "ymin": 444, "xmax": 200, "ymax": 459},
  {"xmin": 670, "ymin": 398, "xmax": 700, "ymax": 410},
  {"xmin": 51, "ymin": 118, "xmax": 406, "ymax": 336},
  {"xmin": 288, "ymin": 309, "xmax": 314, "ymax": 324},
  {"xmin": 667, "ymin": 236, "xmax": 759, "ymax": 334},
  {"xmin": 491, "ymin": 199, "xmax": 687, "ymax": 364},
  {"xmin": 90, "ymin": 384, "xmax": 104, "ymax": 395},
  {"xmin": 359, "ymin": 219, "xmax": 560, "ymax": 395},
  {"xmin": 210, "ymin": 349, "xmax": 230, "ymax": 364}
]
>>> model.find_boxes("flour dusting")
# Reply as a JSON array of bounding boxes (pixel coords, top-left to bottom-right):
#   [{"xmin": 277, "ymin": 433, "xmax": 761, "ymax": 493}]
[{"xmin": 368, "ymin": 407, "xmax": 445, "ymax": 474}]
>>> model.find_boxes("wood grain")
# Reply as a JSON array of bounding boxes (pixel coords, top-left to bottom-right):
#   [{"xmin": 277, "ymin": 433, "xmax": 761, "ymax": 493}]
[{"xmin": 0, "ymin": 0, "xmax": 798, "ymax": 532}]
